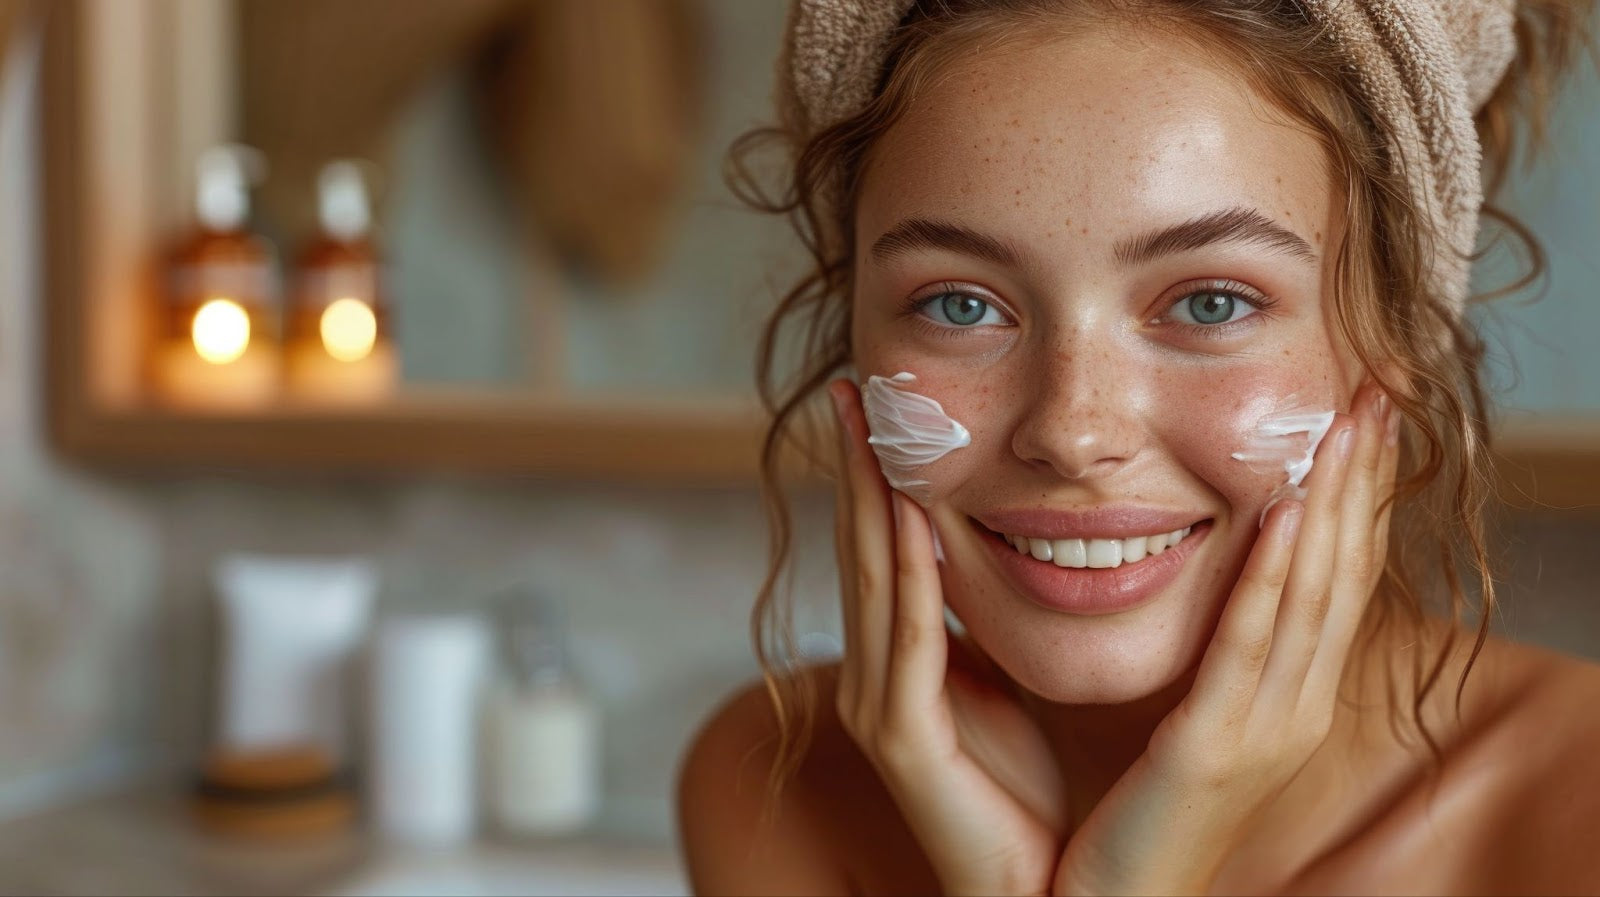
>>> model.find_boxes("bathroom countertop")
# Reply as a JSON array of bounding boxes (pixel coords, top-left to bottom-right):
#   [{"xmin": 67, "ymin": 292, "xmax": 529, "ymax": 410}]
[{"xmin": 0, "ymin": 786, "xmax": 686, "ymax": 896}]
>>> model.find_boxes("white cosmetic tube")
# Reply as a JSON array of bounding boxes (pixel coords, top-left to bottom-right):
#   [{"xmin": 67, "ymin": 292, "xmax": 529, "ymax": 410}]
[
  {"xmin": 369, "ymin": 611, "xmax": 491, "ymax": 845},
  {"xmin": 214, "ymin": 555, "xmax": 378, "ymax": 761}
]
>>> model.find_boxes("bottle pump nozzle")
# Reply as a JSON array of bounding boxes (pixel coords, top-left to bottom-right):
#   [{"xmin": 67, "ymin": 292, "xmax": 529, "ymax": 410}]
[
  {"xmin": 195, "ymin": 144, "xmax": 267, "ymax": 233},
  {"xmin": 317, "ymin": 160, "xmax": 374, "ymax": 243}
]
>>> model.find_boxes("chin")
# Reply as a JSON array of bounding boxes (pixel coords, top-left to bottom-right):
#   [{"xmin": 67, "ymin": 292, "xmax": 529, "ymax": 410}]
[{"xmin": 960, "ymin": 600, "xmax": 1213, "ymax": 705}]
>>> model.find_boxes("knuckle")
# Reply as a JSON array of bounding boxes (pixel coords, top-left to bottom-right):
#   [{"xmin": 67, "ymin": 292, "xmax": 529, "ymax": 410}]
[
  {"xmin": 1231, "ymin": 631, "xmax": 1273, "ymax": 671},
  {"xmin": 870, "ymin": 728, "xmax": 914, "ymax": 767},
  {"xmin": 1345, "ymin": 553, "xmax": 1373, "ymax": 586},
  {"xmin": 1358, "ymin": 434, "xmax": 1382, "ymax": 472},
  {"xmin": 1360, "ymin": 448, "xmax": 1382, "ymax": 476},
  {"xmin": 893, "ymin": 617, "xmax": 930, "ymax": 654},
  {"xmin": 854, "ymin": 568, "xmax": 882, "ymax": 599},
  {"xmin": 1305, "ymin": 710, "xmax": 1335, "ymax": 746},
  {"xmin": 1188, "ymin": 746, "xmax": 1248, "ymax": 791},
  {"xmin": 1243, "ymin": 566, "xmax": 1290, "ymax": 600},
  {"xmin": 1297, "ymin": 589, "xmax": 1333, "ymax": 629}
]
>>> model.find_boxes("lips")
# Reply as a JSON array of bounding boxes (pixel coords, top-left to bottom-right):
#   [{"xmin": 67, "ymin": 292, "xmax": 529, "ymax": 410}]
[{"xmin": 972, "ymin": 515, "xmax": 1213, "ymax": 615}]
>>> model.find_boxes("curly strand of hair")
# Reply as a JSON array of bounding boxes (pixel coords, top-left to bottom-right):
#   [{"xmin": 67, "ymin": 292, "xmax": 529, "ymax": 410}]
[{"xmin": 1471, "ymin": 203, "xmax": 1550, "ymax": 306}]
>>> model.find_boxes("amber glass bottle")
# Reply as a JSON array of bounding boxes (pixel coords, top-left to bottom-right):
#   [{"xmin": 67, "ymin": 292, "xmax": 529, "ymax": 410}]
[
  {"xmin": 285, "ymin": 161, "xmax": 397, "ymax": 404},
  {"xmin": 154, "ymin": 145, "xmax": 281, "ymax": 409}
]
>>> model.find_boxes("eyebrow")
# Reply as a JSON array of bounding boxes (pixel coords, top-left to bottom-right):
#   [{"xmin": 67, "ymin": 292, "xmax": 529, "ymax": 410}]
[
  {"xmin": 868, "ymin": 205, "xmax": 1319, "ymax": 272},
  {"xmin": 1113, "ymin": 205, "xmax": 1319, "ymax": 268},
  {"xmin": 869, "ymin": 217, "xmax": 1027, "ymax": 271}
]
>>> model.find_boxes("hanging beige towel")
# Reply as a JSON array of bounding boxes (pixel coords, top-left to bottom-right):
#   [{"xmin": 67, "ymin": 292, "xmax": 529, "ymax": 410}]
[{"xmin": 476, "ymin": 0, "xmax": 707, "ymax": 289}]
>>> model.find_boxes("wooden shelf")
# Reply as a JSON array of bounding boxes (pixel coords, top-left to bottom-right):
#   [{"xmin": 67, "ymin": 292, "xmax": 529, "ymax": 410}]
[
  {"xmin": 50, "ymin": 391, "xmax": 774, "ymax": 483},
  {"xmin": 1491, "ymin": 414, "xmax": 1600, "ymax": 511}
]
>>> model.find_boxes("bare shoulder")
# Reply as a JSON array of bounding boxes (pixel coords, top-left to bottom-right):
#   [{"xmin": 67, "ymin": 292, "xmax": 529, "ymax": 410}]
[
  {"xmin": 675, "ymin": 662, "xmax": 938, "ymax": 897},
  {"xmin": 1459, "ymin": 634, "xmax": 1600, "ymax": 892},
  {"xmin": 675, "ymin": 662, "xmax": 852, "ymax": 895}
]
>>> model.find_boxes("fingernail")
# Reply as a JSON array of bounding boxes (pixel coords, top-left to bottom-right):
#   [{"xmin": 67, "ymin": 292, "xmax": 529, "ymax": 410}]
[
  {"xmin": 1336, "ymin": 425, "xmax": 1357, "ymax": 459},
  {"xmin": 1385, "ymin": 406, "xmax": 1401, "ymax": 447},
  {"xmin": 1374, "ymin": 391, "xmax": 1390, "ymax": 423}
]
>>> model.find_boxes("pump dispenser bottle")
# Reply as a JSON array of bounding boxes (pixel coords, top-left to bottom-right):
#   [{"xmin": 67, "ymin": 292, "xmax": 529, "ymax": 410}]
[
  {"xmin": 483, "ymin": 591, "xmax": 602, "ymax": 838},
  {"xmin": 286, "ymin": 160, "xmax": 397, "ymax": 403},
  {"xmin": 155, "ymin": 144, "xmax": 281, "ymax": 408}
]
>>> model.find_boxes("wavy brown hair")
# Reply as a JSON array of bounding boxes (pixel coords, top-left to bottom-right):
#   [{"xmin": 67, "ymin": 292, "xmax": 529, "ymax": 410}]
[{"xmin": 726, "ymin": 0, "xmax": 1598, "ymax": 809}]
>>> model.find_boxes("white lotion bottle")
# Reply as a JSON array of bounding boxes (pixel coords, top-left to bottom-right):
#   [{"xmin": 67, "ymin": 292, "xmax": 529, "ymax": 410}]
[
  {"xmin": 370, "ymin": 610, "xmax": 491, "ymax": 845},
  {"xmin": 483, "ymin": 593, "xmax": 601, "ymax": 838}
]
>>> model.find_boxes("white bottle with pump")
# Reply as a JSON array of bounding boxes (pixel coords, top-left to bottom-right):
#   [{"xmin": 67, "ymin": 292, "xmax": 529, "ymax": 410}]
[{"xmin": 483, "ymin": 592, "xmax": 602, "ymax": 838}]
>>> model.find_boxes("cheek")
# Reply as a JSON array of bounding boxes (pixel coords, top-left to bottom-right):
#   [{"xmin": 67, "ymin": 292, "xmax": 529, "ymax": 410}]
[
  {"xmin": 1157, "ymin": 365, "xmax": 1341, "ymax": 519},
  {"xmin": 855, "ymin": 362, "xmax": 1000, "ymax": 505}
]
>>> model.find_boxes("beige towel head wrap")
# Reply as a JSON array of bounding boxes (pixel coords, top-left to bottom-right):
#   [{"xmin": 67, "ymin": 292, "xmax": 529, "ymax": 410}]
[{"xmin": 779, "ymin": 0, "xmax": 1518, "ymax": 313}]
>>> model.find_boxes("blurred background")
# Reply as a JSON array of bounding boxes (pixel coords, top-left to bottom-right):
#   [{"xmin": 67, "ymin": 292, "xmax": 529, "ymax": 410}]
[{"xmin": 0, "ymin": 1, "xmax": 1595, "ymax": 895}]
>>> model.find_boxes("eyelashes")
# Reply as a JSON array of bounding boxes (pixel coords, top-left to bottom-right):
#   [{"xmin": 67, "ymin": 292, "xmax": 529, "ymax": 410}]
[
  {"xmin": 896, "ymin": 279, "xmax": 1282, "ymax": 341},
  {"xmin": 896, "ymin": 282, "xmax": 1012, "ymax": 340},
  {"xmin": 1160, "ymin": 282, "xmax": 1282, "ymax": 340},
  {"xmin": 896, "ymin": 282, "xmax": 1011, "ymax": 341}
]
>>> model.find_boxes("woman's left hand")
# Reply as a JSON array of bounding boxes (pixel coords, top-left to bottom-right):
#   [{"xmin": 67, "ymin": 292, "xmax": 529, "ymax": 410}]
[{"xmin": 1053, "ymin": 381, "xmax": 1401, "ymax": 896}]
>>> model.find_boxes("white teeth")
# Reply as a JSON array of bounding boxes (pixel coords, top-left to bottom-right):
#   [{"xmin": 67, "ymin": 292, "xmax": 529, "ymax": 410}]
[
  {"xmin": 1123, "ymin": 535, "xmax": 1148, "ymax": 563},
  {"xmin": 1007, "ymin": 525, "xmax": 1193, "ymax": 568},
  {"xmin": 1085, "ymin": 538, "xmax": 1121, "ymax": 568},
  {"xmin": 1052, "ymin": 538, "xmax": 1087, "ymax": 568}
]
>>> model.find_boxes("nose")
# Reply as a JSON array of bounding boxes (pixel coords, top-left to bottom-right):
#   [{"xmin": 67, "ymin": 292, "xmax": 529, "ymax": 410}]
[{"xmin": 1010, "ymin": 336, "xmax": 1145, "ymax": 481}]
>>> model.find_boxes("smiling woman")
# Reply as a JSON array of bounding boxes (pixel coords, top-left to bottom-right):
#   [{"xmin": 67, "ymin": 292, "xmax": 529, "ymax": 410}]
[{"xmin": 677, "ymin": 0, "xmax": 1600, "ymax": 895}]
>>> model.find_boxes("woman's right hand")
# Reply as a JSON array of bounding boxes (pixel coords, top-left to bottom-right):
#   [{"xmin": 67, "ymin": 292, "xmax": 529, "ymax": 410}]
[{"xmin": 828, "ymin": 378, "xmax": 1069, "ymax": 897}]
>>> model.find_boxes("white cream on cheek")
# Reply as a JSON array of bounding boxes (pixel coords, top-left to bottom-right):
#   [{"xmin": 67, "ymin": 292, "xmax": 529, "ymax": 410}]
[
  {"xmin": 860, "ymin": 372, "xmax": 971, "ymax": 506},
  {"xmin": 1230, "ymin": 395, "xmax": 1336, "ymax": 524}
]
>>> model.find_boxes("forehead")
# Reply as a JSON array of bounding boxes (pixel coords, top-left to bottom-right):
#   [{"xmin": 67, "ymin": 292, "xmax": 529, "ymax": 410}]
[{"xmin": 856, "ymin": 27, "xmax": 1335, "ymax": 266}]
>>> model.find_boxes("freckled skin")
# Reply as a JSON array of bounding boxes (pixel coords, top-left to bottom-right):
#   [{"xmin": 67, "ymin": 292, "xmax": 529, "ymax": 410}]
[{"xmin": 851, "ymin": 28, "xmax": 1360, "ymax": 704}]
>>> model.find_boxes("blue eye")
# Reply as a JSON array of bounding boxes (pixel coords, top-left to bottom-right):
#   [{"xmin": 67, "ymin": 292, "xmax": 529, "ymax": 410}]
[
  {"xmin": 920, "ymin": 292, "xmax": 1006, "ymax": 327},
  {"xmin": 1167, "ymin": 288, "xmax": 1262, "ymax": 327}
]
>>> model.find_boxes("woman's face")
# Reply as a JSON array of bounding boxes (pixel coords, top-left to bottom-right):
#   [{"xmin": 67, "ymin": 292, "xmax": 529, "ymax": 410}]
[{"xmin": 852, "ymin": 25, "xmax": 1362, "ymax": 704}]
